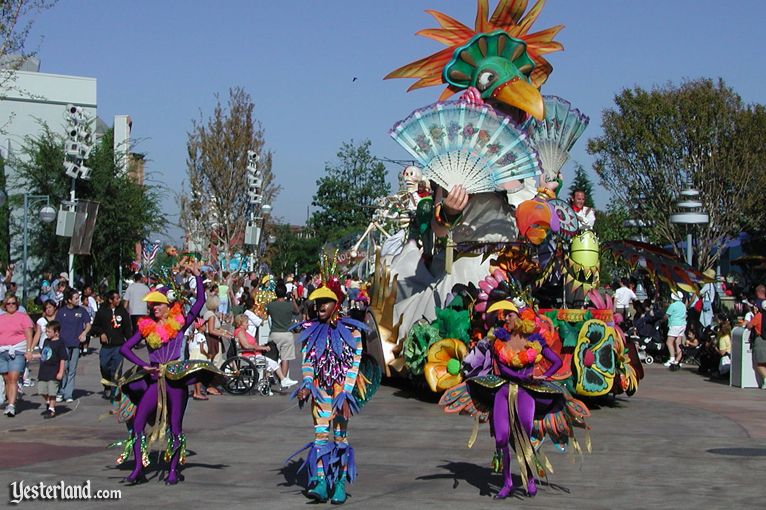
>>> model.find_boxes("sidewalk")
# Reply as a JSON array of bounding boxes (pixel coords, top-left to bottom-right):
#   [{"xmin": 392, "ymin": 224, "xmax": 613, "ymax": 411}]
[{"xmin": 0, "ymin": 350, "xmax": 764, "ymax": 508}]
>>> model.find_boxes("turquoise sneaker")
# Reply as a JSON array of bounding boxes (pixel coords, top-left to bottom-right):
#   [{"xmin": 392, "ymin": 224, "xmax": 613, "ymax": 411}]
[
  {"xmin": 331, "ymin": 479, "xmax": 347, "ymax": 505},
  {"xmin": 307, "ymin": 477, "xmax": 328, "ymax": 502}
]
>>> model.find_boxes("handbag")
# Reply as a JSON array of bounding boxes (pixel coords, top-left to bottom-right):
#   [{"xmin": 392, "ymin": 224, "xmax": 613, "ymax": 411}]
[{"xmin": 718, "ymin": 353, "xmax": 731, "ymax": 374}]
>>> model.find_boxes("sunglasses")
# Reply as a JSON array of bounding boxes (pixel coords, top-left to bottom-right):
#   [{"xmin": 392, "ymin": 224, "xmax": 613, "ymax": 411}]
[{"xmin": 5, "ymin": 301, "xmax": 18, "ymax": 306}]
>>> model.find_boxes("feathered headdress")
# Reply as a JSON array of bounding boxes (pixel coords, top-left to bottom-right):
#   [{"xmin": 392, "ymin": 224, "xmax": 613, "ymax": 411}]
[
  {"xmin": 308, "ymin": 250, "xmax": 346, "ymax": 322},
  {"xmin": 385, "ymin": 0, "xmax": 563, "ymax": 100}
]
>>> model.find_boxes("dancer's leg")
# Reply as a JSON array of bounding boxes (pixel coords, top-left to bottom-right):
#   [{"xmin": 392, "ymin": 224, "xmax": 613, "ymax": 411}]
[
  {"xmin": 516, "ymin": 389, "xmax": 537, "ymax": 496},
  {"xmin": 125, "ymin": 382, "xmax": 158, "ymax": 483},
  {"xmin": 492, "ymin": 385, "xmax": 513, "ymax": 499},
  {"xmin": 307, "ymin": 388, "xmax": 331, "ymax": 501},
  {"xmin": 331, "ymin": 414, "xmax": 350, "ymax": 504},
  {"xmin": 165, "ymin": 383, "xmax": 188, "ymax": 484}
]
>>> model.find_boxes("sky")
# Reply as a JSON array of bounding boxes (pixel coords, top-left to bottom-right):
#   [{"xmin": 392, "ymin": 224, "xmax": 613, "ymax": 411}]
[{"xmin": 24, "ymin": 0, "xmax": 766, "ymax": 243}]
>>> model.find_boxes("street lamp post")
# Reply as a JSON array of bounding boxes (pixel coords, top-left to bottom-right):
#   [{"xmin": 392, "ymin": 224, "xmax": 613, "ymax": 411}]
[
  {"xmin": 670, "ymin": 187, "xmax": 709, "ymax": 267},
  {"xmin": 22, "ymin": 194, "xmax": 56, "ymax": 304}
]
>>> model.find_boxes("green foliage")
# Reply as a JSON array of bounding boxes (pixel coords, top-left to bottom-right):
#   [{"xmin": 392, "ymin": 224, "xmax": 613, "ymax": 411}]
[
  {"xmin": 588, "ymin": 78, "xmax": 766, "ymax": 270},
  {"xmin": 12, "ymin": 125, "xmax": 165, "ymax": 286},
  {"xmin": 567, "ymin": 163, "xmax": 595, "ymax": 208},
  {"xmin": 263, "ymin": 223, "xmax": 323, "ymax": 277},
  {"xmin": 309, "ymin": 140, "xmax": 390, "ymax": 242},
  {"xmin": 593, "ymin": 203, "xmax": 633, "ymax": 284}
]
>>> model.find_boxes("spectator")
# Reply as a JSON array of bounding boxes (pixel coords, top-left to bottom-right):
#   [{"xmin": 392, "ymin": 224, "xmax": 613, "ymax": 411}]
[
  {"xmin": 81, "ymin": 284, "xmax": 99, "ymax": 355},
  {"xmin": 0, "ymin": 263, "xmax": 14, "ymax": 298},
  {"xmin": 188, "ymin": 318, "xmax": 209, "ymax": 400},
  {"xmin": 122, "ymin": 273, "xmax": 150, "ymax": 332},
  {"xmin": 92, "ymin": 290, "xmax": 132, "ymax": 401},
  {"xmin": 0, "ymin": 293, "xmax": 34, "ymax": 417},
  {"xmin": 663, "ymin": 291, "xmax": 687, "ymax": 369},
  {"xmin": 35, "ymin": 320, "xmax": 67, "ymax": 419},
  {"xmin": 55, "ymin": 288, "xmax": 91, "ymax": 402},
  {"xmin": 202, "ymin": 295, "xmax": 231, "ymax": 395},
  {"xmin": 233, "ymin": 314, "xmax": 295, "ymax": 388},
  {"xmin": 53, "ymin": 280, "xmax": 67, "ymax": 306},
  {"xmin": 37, "ymin": 280, "xmax": 55, "ymax": 304},
  {"xmin": 745, "ymin": 285, "xmax": 766, "ymax": 389},
  {"xmin": 32, "ymin": 299, "xmax": 59, "ymax": 350},
  {"xmin": 712, "ymin": 315, "xmax": 732, "ymax": 379},
  {"xmin": 613, "ymin": 278, "xmax": 637, "ymax": 322},
  {"xmin": 265, "ymin": 283, "xmax": 300, "ymax": 384}
]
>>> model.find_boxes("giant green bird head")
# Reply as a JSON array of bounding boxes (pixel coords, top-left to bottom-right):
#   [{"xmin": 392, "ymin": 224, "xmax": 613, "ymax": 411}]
[
  {"xmin": 385, "ymin": 0, "xmax": 563, "ymax": 122},
  {"xmin": 443, "ymin": 31, "xmax": 543, "ymax": 121}
]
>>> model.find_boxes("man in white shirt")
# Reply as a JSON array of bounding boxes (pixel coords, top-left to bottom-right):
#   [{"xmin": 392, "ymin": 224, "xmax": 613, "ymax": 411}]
[
  {"xmin": 122, "ymin": 273, "xmax": 150, "ymax": 332},
  {"xmin": 614, "ymin": 278, "xmax": 637, "ymax": 321},
  {"xmin": 570, "ymin": 190, "xmax": 596, "ymax": 230}
]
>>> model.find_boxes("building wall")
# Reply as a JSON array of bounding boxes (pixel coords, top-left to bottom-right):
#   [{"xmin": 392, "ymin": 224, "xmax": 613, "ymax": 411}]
[{"xmin": 1, "ymin": 70, "xmax": 97, "ymax": 162}]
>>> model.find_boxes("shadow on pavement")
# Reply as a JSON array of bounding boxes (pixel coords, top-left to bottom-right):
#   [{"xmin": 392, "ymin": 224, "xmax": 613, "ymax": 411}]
[{"xmin": 706, "ymin": 448, "xmax": 766, "ymax": 457}]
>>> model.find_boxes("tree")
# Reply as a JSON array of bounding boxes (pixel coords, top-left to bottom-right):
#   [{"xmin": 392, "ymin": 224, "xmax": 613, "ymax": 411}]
[
  {"xmin": 263, "ymin": 223, "xmax": 323, "ymax": 277},
  {"xmin": 12, "ymin": 125, "xmax": 165, "ymax": 287},
  {"xmin": 309, "ymin": 140, "xmax": 390, "ymax": 242},
  {"xmin": 588, "ymin": 78, "xmax": 766, "ymax": 271},
  {"xmin": 181, "ymin": 87, "xmax": 279, "ymax": 267},
  {"xmin": 567, "ymin": 162, "xmax": 595, "ymax": 207},
  {"xmin": 1, "ymin": 1, "xmax": 55, "ymax": 96}
]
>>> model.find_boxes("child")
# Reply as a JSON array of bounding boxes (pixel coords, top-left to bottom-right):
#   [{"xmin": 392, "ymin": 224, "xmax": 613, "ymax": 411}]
[
  {"xmin": 35, "ymin": 320, "xmax": 67, "ymax": 419},
  {"xmin": 188, "ymin": 318, "xmax": 209, "ymax": 400}
]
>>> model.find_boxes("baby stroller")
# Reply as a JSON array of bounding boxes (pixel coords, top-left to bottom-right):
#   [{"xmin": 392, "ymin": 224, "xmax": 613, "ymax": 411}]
[{"xmin": 628, "ymin": 322, "xmax": 666, "ymax": 365}]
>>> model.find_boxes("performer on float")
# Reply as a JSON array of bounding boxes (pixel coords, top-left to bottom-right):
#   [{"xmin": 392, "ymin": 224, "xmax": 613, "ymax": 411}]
[
  {"xmin": 570, "ymin": 189, "xmax": 596, "ymax": 230},
  {"xmin": 290, "ymin": 264, "xmax": 369, "ymax": 504},
  {"xmin": 117, "ymin": 259, "xmax": 222, "ymax": 485}
]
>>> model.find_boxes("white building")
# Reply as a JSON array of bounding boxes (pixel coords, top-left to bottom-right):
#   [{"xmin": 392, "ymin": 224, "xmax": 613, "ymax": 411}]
[
  {"xmin": 1, "ymin": 58, "xmax": 97, "ymax": 161},
  {"xmin": 0, "ymin": 59, "xmax": 97, "ymax": 297}
]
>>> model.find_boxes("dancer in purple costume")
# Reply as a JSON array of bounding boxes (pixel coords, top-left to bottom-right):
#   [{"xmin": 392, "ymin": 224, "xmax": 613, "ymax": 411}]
[
  {"xmin": 117, "ymin": 260, "xmax": 222, "ymax": 485},
  {"xmin": 451, "ymin": 302, "xmax": 589, "ymax": 500},
  {"xmin": 491, "ymin": 315, "xmax": 562, "ymax": 499}
]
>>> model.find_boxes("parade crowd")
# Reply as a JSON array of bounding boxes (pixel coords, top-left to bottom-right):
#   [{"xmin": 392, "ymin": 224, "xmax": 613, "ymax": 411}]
[{"xmin": 0, "ymin": 263, "xmax": 372, "ymax": 418}]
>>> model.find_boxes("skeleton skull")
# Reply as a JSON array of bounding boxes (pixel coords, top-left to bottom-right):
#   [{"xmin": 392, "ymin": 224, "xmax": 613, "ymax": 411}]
[{"xmin": 402, "ymin": 165, "xmax": 423, "ymax": 193}]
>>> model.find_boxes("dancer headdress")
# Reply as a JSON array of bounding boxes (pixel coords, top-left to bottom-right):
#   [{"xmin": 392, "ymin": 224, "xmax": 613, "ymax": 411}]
[{"xmin": 385, "ymin": 0, "xmax": 563, "ymax": 120}]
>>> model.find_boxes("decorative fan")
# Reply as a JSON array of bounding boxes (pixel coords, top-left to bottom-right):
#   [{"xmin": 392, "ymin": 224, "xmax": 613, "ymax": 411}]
[
  {"xmin": 390, "ymin": 101, "xmax": 541, "ymax": 194},
  {"xmin": 548, "ymin": 199, "xmax": 580, "ymax": 239},
  {"xmin": 526, "ymin": 96, "xmax": 589, "ymax": 181}
]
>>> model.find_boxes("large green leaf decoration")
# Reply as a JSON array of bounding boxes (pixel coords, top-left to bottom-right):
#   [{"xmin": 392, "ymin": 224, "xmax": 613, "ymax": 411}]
[
  {"xmin": 403, "ymin": 321, "xmax": 441, "ymax": 375},
  {"xmin": 434, "ymin": 306, "xmax": 470, "ymax": 344},
  {"xmin": 573, "ymin": 320, "xmax": 615, "ymax": 397}
]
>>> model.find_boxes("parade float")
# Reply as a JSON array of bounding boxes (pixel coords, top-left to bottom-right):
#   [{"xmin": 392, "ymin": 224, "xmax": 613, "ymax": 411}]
[{"xmin": 363, "ymin": 0, "xmax": 711, "ymax": 403}]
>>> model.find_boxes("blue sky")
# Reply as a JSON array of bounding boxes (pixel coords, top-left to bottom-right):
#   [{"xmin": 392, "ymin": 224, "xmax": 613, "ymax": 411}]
[{"xmin": 26, "ymin": 0, "xmax": 766, "ymax": 242}]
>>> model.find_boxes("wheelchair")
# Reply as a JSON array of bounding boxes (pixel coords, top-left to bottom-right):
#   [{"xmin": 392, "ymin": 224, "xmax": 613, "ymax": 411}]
[{"xmin": 219, "ymin": 339, "xmax": 278, "ymax": 396}]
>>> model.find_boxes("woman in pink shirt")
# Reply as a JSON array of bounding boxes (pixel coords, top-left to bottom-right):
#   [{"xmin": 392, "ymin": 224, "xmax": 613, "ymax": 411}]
[{"xmin": 0, "ymin": 295, "xmax": 35, "ymax": 417}]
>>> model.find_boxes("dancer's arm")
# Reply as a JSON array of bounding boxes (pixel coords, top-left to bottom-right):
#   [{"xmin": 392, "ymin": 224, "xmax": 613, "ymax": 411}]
[
  {"xmin": 184, "ymin": 275, "xmax": 206, "ymax": 330},
  {"xmin": 496, "ymin": 362, "xmax": 533, "ymax": 383},
  {"xmin": 334, "ymin": 329, "xmax": 363, "ymax": 417},
  {"xmin": 120, "ymin": 328, "xmax": 148, "ymax": 368},
  {"xmin": 540, "ymin": 346, "xmax": 562, "ymax": 379}
]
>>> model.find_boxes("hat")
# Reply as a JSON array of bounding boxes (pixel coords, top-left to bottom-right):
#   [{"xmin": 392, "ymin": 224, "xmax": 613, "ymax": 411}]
[
  {"xmin": 41, "ymin": 280, "xmax": 51, "ymax": 289},
  {"xmin": 261, "ymin": 275, "xmax": 271, "ymax": 285},
  {"xmin": 59, "ymin": 272, "xmax": 69, "ymax": 281},
  {"xmin": 308, "ymin": 286, "xmax": 339, "ymax": 302},
  {"xmin": 487, "ymin": 300, "xmax": 519, "ymax": 314},
  {"xmin": 671, "ymin": 290, "xmax": 684, "ymax": 301},
  {"xmin": 703, "ymin": 268, "xmax": 716, "ymax": 280},
  {"xmin": 143, "ymin": 290, "xmax": 169, "ymax": 304}
]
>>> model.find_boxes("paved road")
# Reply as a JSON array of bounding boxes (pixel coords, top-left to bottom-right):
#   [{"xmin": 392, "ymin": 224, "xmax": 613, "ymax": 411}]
[{"xmin": 1, "ymin": 352, "xmax": 764, "ymax": 509}]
